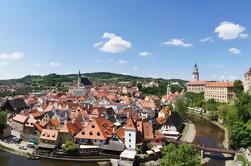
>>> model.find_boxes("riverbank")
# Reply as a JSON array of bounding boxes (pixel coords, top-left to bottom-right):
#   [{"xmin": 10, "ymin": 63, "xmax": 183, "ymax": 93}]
[
  {"xmin": 0, "ymin": 139, "xmax": 116, "ymax": 163},
  {"xmin": 181, "ymin": 122, "xmax": 196, "ymax": 143},
  {"xmin": 0, "ymin": 140, "xmax": 29, "ymax": 157}
]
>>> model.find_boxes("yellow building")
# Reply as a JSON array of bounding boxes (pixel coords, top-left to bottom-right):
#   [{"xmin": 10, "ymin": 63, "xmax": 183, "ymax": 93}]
[{"xmin": 204, "ymin": 82, "xmax": 234, "ymax": 103}]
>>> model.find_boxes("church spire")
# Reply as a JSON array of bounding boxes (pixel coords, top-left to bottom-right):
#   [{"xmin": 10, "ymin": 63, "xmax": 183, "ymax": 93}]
[{"xmin": 78, "ymin": 70, "xmax": 81, "ymax": 87}]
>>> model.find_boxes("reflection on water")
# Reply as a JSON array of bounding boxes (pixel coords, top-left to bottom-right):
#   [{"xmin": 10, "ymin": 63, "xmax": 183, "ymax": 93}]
[
  {"xmin": 0, "ymin": 150, "xmax": 99, "ymax": 166},
  {"xmin": 187, "ymin": 113, "xmax": 226, "ymax": 166}
]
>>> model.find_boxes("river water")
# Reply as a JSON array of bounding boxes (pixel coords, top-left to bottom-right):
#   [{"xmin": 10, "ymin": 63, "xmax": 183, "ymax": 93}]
[
  {"xmin": 187, "ymin": 113, "xmax": 227, "ymax": 166},
  {"xmin": 0, "ymin": 113, "xmax": 226, "ymax": 166},
  {"xmin": 0, "ymin": 150, "xmax": 99, "ymax": 166}
]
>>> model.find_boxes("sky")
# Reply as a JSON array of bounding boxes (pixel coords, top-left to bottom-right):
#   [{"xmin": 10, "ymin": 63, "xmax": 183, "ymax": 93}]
[{"xmin": 0, "ymin": 0, "xmax": 251, "ymax": 80}]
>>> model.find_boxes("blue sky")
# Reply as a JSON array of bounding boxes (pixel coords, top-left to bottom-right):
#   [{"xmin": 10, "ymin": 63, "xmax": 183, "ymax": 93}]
[{"xmin": 0, "ymin": 0, "xmax": 250, "ymax": 80}]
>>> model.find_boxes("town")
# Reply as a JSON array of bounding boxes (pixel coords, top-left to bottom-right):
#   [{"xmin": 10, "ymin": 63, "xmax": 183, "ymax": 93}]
[{"xmin": 1, "ymin": 64, "xmax": 251, "ymax": 166}]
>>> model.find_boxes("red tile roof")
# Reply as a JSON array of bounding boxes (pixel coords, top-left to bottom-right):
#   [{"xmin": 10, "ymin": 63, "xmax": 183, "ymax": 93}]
[
  {"xmin": 75, "ymin": 116, "xmax": 113, "ymax": 141},
  {"xmin": 206, "ymin": 81, "xmax": 233, "ymax": 87}
]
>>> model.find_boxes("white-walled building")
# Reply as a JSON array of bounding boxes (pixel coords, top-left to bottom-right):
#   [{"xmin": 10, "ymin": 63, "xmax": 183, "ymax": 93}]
[{"xmin": 244, "ymin": 68, "xmax": 251, "ymax": 95}]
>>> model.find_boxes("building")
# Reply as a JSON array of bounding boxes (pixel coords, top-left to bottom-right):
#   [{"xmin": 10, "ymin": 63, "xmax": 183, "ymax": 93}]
[
  {"xmin": 187, "ymin": 63, "xmax": 208, "ymax": 93},
  {"xmin": 11, "ymin": 114, "xmax": 28, "ymax": 133},
  {"xmin": 187, "ymin": 80, "xmax": 208, "ymax": 93},
  {"xmin": 204, "ymin": 82, "xmax": 234, "ymax": 103},
  {"xmin": 68, "ymin": 70, "xmax": 93, "ymax": 96},
  {"xmin": 244, "ymin": 68, "xmax": 251, "ymax": 94},
  {"xmin": 75, "ymin": 116, "xmax": 113, "ymax": 145}
]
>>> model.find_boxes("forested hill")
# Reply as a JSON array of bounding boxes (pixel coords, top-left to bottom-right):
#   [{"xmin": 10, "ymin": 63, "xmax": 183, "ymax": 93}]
[{"xmin": 0, "ymin": 72, "xmax": 188, "ymax": 86}]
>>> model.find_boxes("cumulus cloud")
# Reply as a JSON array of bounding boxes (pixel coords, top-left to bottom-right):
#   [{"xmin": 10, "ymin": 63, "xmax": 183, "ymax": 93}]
[
  {"xmin": 163, "ymin": 39, "xmax": 192, "ymax": 47},
  {"xmin": 240, "ymin": 33, "xmax": 249, "ymax": 39},
  {"xmin": 215, "ymin": 22, "xmax": 248, "ymax": 40},
  {"xmin": 94, "ymin": 32, "xmax": 132, "ymax": 53},
  {"xmin": 118, "ymin": 59, "xmax": 128, "ymax": 64},
  {"xmin": 50, "ymin": 62, "xmax": 62, "ymax": 67},
  {"xmin": 139, "ymin": 52, "xmax": 152, "ymax": 57},
  {"xmin": 0, "ymin": 51, "xmax": 24, "ymax": 61},
  {"xmin": 200, "ymin": 37, "xmax": 214, "ymax": 42},
  {"xmin": 229, "ymin": 47, "xmax": 241, "ymax": 54}
]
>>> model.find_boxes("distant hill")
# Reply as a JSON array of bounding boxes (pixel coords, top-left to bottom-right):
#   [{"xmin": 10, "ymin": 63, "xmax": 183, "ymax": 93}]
[{"xmin": 0, "ymin": 72, "xmax": 188, "ymax": 86}]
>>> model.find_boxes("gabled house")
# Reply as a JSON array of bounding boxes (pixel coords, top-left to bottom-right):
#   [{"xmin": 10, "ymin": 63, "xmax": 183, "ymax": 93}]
[
  {"xmin": 75, "ymin": 116, "xmax": 114, "ymax": 145},
  {"xmin": 3, "ymin": 98, "xmax": 29, "ymax": 114},
  {"xmin": 11, "ymin": 114, "xmax": 28, "ymax": 133},
  {"xmin": 159, "ymin": 111, "xmax": 183, "ymax": 139},
  {"xmin": 59, "ymin": 121, "xmax": 79, "ymax": 144},
  {"xmin": 40, "ymin": 129, "xmax": 59, "ymax": 145}
]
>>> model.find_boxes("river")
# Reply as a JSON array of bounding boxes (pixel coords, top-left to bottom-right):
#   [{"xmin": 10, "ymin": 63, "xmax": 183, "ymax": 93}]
[
  {"xmin": 0, "ymin": 150, "xmax": 99, "ymax": 166},
  {"xmin": 188, "ymin": 113, "xmax": 227, "ymax": 166}
]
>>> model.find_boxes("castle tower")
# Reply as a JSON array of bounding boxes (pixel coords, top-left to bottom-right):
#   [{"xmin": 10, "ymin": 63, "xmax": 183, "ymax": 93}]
[
  {"xmin": 192, "ymin": 63, "xmax": 199, "ymax": 81},
  {"xmin": 78, "ymin": 70, "xmax": 81, "ymax": 87}
]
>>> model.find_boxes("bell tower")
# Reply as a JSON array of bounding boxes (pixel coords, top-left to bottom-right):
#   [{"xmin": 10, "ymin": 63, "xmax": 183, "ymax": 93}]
[
  {"xmin": 192, "ymin": 63, "xmax": 199, "ymax": 81},
  {"xmin": 78, "ymin": 70, "xmax": 81, "ymax": 87}
]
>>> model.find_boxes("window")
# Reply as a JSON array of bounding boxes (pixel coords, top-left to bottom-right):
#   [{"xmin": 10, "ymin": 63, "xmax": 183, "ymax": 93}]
[
  {"xmin": 89, "ymin": 131, "xmax": 93, "ymax": 135},
  {"xmin": 97, "ymin": 132, "xmax": 100, "ymax": 136},
  {"xmin": 92, "ymin": 125, "xmax": 95, "ymax": 128},
  {"xmin": 129, "ymin": 133, "xmax": 131, "ymax": 137},
  {"xmin": 129, "ymin": 139, "xmax": 131, "ymax": 142},
  {"xmin": 129, "ymin": 145, "xmax": 131, "ymax": 148}
]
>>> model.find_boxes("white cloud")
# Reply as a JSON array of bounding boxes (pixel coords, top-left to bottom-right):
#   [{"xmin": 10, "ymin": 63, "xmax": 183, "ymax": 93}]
[
  {"xmin": 240, "ymin": 33, "xmax": 249, "ymax": 39},
  {"xmin": 229, "ymin": 47, "xmax": 241, "ymax": 54},
  {"xmin": 215, "ymin": 22, "xmax": 248, "ymax": 40},
  {"xmin": 0, "ymin": 61, "xmax": 8, "ymax": 67},
  {"xmin": 94, "ymin": 32, "xmax": 132, "ymax": 53},
  {"xmin": 50, "ymin": 62, "xmax": 62, "ymax": 67},
  {"xmin": 200, "ymin": 37, "xmax": 214, "ymax": 42},
  {"xmin": 139, "ymin": 52, "xmax": 152, "ymax": 57},
  {"xmin": 133, "ymin": 66, "xmax": 139, "ymax": 70},
  {"xmin": 118, "ymin": 59, "xmax": 128, "ymax": 64},
  {"xmin": 0, "ymin": 51, "xmax": 24, "ymax": 61},
  {"xmin": 163, "ymin": 39, "xmax": 192, "ymax": 47},
  {"xmin": 94, "ymin": 42, "xmax": 103, "ymax": 48}
]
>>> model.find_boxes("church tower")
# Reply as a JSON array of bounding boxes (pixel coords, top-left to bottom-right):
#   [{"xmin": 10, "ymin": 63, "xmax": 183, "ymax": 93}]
[
  {"xmin": 78, "ymin": 70, "xmax": 81, "ymax": 87},
  {"xmin": 166, "ymin": 83, "xmax": 171, "ymax": 95},
  {"xmin": 192, "ymin": 63, "xmax": 199, "ymax": 81}
]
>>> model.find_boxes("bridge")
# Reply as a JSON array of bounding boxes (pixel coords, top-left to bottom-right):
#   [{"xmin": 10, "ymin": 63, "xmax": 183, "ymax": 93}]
[{"xmin": 167, "ymin": 139, "xmax": 239, "ymax": 155}]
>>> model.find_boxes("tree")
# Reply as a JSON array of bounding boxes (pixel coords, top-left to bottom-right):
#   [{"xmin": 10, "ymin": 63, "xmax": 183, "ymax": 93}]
[
  {"xmin": 233, "ymin": 80, "xmax": 244, "ymax": 96},
  {"xmin": 217, "ymin": 103, "xmax": 234, "ymax": 121},
  {"xmin": 185, "ymin": 92, "xmax": 204, "ymax": 107},
  {"xmin": 0, "ymin": 111, "xmax": 7, "ymax": 132},
  {"xmin": 174, "ymin": 97, "xmax": 187, "ymax": 120},
  {"xmin": 229, "ymin": 122, "xmax": 251, "ymax": 149},
  {"xmin": 234, "ymin": 92, "xmax": 251, "ymax": 123},
  {"xmin": 62, "ymin": 140, "xmax": 79, "ymax": 155},
  {"xmin": 160, "ymin": 143, "xmax": 201, "ymax": 166}
]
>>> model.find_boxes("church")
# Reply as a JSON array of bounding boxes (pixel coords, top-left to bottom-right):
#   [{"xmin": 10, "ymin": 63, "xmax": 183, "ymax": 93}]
[{"xmin": 68, "ymin": 71, "xmax": 93, "ymax": 96}]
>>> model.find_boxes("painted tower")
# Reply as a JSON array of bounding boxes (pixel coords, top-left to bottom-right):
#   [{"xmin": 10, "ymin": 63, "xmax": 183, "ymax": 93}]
[
  {"xmin": 124, "ymin": 117, "xmax": 136, "ymax": 150},
  {"xmin": 192, "ymin": 63, "xmax": 199, "ymax": 81}
]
